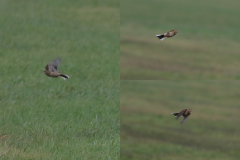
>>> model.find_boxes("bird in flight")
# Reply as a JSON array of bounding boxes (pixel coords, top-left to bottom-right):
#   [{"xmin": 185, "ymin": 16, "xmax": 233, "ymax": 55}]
[
  {"xmin": 171, "ymin": 109, "xmax": 193, "ymax": 124},
  {"xmin": 156, "ymin": 30, "xmax": 179, "ymax": 41},
  {"xmin": 44, "ymin": 58, "xmax": 70, "ymax": 80}
]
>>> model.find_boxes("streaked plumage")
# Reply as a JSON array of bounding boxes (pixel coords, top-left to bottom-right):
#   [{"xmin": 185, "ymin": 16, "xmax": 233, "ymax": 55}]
[
  {"xmin": 171, "ymin": 109, "xmax": 192, "ymax": 124},
  {"xmin": 156, "ymin": 30, "xmax": 179, "ymax": 41},
  {"xmin": 44, "ymin": 58, "xmax": 70, "ymax": 80}
]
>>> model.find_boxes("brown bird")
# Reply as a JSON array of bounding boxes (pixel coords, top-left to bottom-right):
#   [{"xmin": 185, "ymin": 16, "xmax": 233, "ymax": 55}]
[
  {"xmin": 171, "ymin": 109, "xmax": 193, "ymax": 124},
  {"xmin": 156, "ymin": 30, "xmax": 179, "ymax": 41},
  {"xmin": 44, "ymin": 58, "xmax": 70, "ymax": 80}
]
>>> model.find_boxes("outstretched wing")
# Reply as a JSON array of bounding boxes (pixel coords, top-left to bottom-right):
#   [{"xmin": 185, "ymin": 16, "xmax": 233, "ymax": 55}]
[
  {"xmin": 176, "ymin": 109, "xmax": 187, "ymax": 120},
  {"xmin": 48, "ymin": 58, "xmax": 61, "ymax": 72},
  {"xmin": 180, "ymin": 116, "xmax": 189, "ymax": 124}
]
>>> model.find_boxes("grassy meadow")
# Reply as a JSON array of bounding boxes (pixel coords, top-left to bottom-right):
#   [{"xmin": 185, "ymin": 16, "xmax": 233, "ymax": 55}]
[
  {"xmin": 0, "ymin": 0, "xmax": 119, "ymax": 159},
  {"xmin": 121, "ymin": 0, "xmax": 240, "ymax": 80},
  {"xmin": 121, "ymin": 81, "xmax": 240, "ymax": 160}
]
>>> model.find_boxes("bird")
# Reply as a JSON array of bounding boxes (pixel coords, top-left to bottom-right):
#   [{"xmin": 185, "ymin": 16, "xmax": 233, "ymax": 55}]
[
  {"xmin": 171, "ymin": 109, "xmax": 193, "ymax": 124},
  {"xmin": 44, "ymin": 58, "xmax": 70, "ymax": 80},
  {"xmin": 156, "ymin": 30, "xmax": 179, "ymax": 41}
]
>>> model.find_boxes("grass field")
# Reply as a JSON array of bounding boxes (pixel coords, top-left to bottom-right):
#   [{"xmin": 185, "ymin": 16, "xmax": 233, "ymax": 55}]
[
  {"xmin": 121, "ymin": 81, "xmax": 240, "ymax": 160},
  {"xmin": 121, "ymin": 0, "xmax": 240, "ymax": 80},
  {"xmin": 0, "ymin": 1, "xmax": 119, "ymax": 159}
]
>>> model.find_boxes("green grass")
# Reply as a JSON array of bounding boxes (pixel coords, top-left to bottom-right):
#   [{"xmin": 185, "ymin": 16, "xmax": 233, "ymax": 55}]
[
  {"xmin": 0, "ymin": 0, "xmax": 119, "ymax": 159},
  {"xmin": 121, "ymin": 81, "xmax": 240, "ymax": 160},
  {"xmin": 121, "ymin": 0, "xmax": 240, "ymax": 80}
]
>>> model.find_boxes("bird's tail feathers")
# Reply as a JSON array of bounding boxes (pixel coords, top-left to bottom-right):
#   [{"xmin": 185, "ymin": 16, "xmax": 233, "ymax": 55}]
[
  {"xmin": 171, "ymin": 112, "xmax": 179, "ymax": 117},
  {"xmin": 156, "ymin": 34, "xmax": 165, "ymax": 41},
  {"xmin": 60, "ymin": 74, "xmax": 70, "ymax": 80}
]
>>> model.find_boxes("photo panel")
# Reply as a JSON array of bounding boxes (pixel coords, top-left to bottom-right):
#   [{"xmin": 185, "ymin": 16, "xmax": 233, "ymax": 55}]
[
  {"xmin": 121, "ymin": 80, "xmax": 240, "ymax": 160},
  {"xmin": 121, "ymin": 0, "xmax": 240, "ymax": 80},
  {"xmin": 0, "ymin": 0, "xmax": 119, "ymax": 159}
]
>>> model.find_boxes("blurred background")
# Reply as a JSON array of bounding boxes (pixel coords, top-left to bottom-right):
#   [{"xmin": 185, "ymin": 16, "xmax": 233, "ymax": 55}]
[
  {"xmin": 121, "ymin": 0, "xmax": 240, "ymax": 80},
  {"xmin": 121, "ymin": 81, "xmax": 240, "ymax": 160},
  {"xmin": 0, "ymin": 0, "xmax": 119, "ymax": 159}
]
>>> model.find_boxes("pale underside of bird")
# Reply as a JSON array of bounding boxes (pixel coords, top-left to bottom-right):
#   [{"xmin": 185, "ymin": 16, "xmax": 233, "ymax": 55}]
[
  {"xmin": 156, "ymin": 30, "xmax": 179, "ymax": 41},
  {"xmin": 171, "ymin": 109, "xmax": 192, "ymax": 124},
  {"xmin": 44, "ymin": 58, "xmax": 70, "ymax": 80}
]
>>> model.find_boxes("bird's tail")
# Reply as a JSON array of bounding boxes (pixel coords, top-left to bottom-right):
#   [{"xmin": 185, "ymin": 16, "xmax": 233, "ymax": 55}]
[
  {"xmin": 60, "ymin": 74, "xmax": 70, "ymax": 80},
  {"xmin": 156, "ymin": 34, "xmax": 165, "ymax": 41},
  {"xmin": 171, "ymin": 112, "xmax": 178, "ymax": 117}
]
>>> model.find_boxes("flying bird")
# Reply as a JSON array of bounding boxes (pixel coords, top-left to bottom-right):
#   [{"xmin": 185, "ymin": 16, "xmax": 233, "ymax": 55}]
[
  {"xmin": 156, "ymin": 30, "xmax": 179, "ymax": 41},
  {"xmin": 44, "ymin": 58, "xmax": 70, "ymax": 80},
  {"xmin": 171, "ymin": 109, "xmax": 192, "ymax": 124}
]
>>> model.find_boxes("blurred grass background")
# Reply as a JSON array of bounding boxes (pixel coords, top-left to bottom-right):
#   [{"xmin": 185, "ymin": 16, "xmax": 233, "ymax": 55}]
[
  {"xmin": 121, "ymin": 81, "xmax": 240, "ymax": 160},
  {"xmin": 0, "ymin": 0, "xmax": 119, "ymax": 159},
  {"xmin": 121, "ymin": 0, "xmax": 240, "ymax": 80}
]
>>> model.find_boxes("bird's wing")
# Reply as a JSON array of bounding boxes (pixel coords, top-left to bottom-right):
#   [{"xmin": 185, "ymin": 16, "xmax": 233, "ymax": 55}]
[
  {"xmin": 167, "ymin": 30, "xmax": 178, "ymax": 37},
  {"xmin": 176, "ymin": 109, "xmax": 187, "ymax": 119},
  {"xmin": 50, "ymin": 58, "xmax": 61, "ymax": 68},
  {"xmin": 48, "ymin": 64, "xmax": 58, "ymax": 72},
  {"xmin": 180, "ymin": 116, "xmax": 189, "ymax": 124},
  {"xmin": 48, "ymin": 58, "xmax": 61, "ymax": 72}
]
